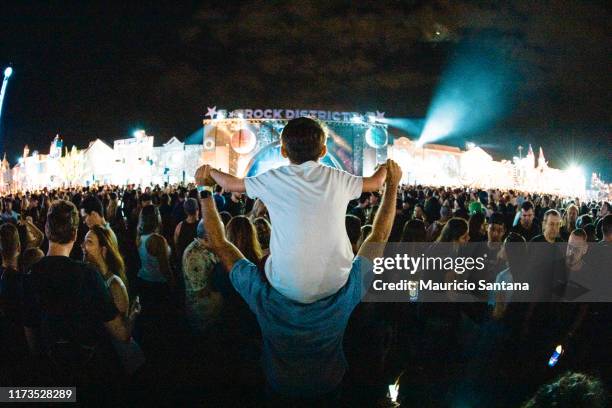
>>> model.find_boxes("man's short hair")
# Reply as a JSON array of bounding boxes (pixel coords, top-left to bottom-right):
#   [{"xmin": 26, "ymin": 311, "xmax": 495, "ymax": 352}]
[
  {"xmin": 521, "ymin": 201, "xmax": 534, "ymax": 212},
  {"xmin": 345, "ymin": 215, "xmax": 362, "ymax": 246},
  {"xmin": 280, "ymin": 117, "xmax": 326, "ymax": 164},
  {"xmin": 543, "ymin": 209, "xmax": 561, "ymax": 222},
  {"xmin": 571, "ymin": 228, "xmax": 587, "ymax": 240},
  {"xmin": 80, "ymin": 195, "xmax": 104, "ymax": 216},
  {"xmin": 46, "ymin": 200, "xmax": 79, "ymax": 244},
  {"xmin": 0, "ymin": 223, "xmax": 20, "ymax": 259}
]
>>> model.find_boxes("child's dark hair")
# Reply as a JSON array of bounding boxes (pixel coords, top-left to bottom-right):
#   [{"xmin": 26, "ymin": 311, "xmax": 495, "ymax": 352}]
[{"xmin": 280, "ymin": 117, "xmax": 326, "ymax": 164}]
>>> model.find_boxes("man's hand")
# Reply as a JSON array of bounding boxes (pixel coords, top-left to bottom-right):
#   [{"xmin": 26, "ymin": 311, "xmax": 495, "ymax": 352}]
[
  {"xmin": 384, "ymin": 159, "xmax": 402, "ymax": 187},
  {"xmin": 195, "ymin": 165, "xmax": 216, "ymax": 186}
]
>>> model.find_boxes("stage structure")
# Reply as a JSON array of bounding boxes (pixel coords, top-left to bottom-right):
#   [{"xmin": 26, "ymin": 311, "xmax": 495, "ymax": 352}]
[
  {"xmin": 201, "ymin": 107, "xmax": 389, "ymax": 178},
  {"xmin": 0, "ymin": 106, "xmax": 606, "ymax": 199}
]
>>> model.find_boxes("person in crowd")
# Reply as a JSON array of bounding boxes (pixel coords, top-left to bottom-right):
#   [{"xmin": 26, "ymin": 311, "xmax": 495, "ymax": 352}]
[
  {"xmin": 1, "ymin": 199, "xmax": 20, "ymax": 223},
  {"xmin": 601, "ymin": 214, "xmax": 612, "ymax": 243},
  {"xmin": 468, "ymin": 211, "xmax": 487, "ymax": 242},
  {"xmin": 366, "ymin": 191, "xmax": 381, "ymax": 224},
  {"xmin": 582, "ymin": 223, "xmax": 597, "ymax": 242},
  {"xmin": 213, "ymin": 185, "xmax": 226, "ymax": 212},
  {"xmin": 158, "ymin": 193, "xmax": 175, "ymax": 245},
  {"xmin": 219, "ymin": 211, "xmax": 232, "ymax": 226},
  {"xmin": 196, "ymin": 117, "xmax": 387, "ymax": 303},
  {"xmin": 82, "ymin": 224, "xmax": 145, "ymax": 376},
  {"xmin": 511, "ymin": 201, "xmax": 541, "ymax": 241},
  {"xmin": 531, "ymin": 209, "xmax": 563, "ymax": 243},
  {"xmin": 413, "ymin": 203, "xmax": 428, "ymax": 225},
  {"xmin": 400, "ymin": 219, "xmax": 426, "ymax": 243},
  {"xmin": 197, "ymin": 159, "xmax": 400, "ymax": 403},
  {"xmin": 436, "ymin": 217, "xmax": 470, "ymax": 244},
  {"xmin": 105, "ymin": 192, "xmax": 121, "ymax": 226},
  {"xmin": 139, "ymin": 192, "xmax": 153, "ymax": 207},
  {"xmin": 424, "ymin": 189, "xmax": 441, "ymax": 223},
  {"xmin": 82, "ymin": 225, "xmax": 130, "ymax": 314},
  {"xmin": 173, "ymin": 198, "xmax": 199, "ymax": 269},
  {"xmin": 23, "ymin": 194, "xmax": 42, "ymax": 227},
  {"xmin": 253, "ymin": 217, "xmax": 272, "ymax": 258},
  {"xmin": 0, "ymin": 223, "xmax": 28, "ymax": 379},
  {"xmin": 225, "ymin": 215, "xmax": 263, "ymax": 269},
  {"xmin": 483, "ymin": 212, "xmax": 507, "ymax": 277},
  {"xmin": 560, "ymin": 203, "xmax": 578, "ymax": 241},
  {"xmin": 350, "ymin": 192, "xmax": 371, "ymax": 225},
  {"xmin": 22, "ymin": 200, "xmax": 138, "ymax": 397},
  {"xmin": 171, "ymin": 190, "xmax": 187, "ymax": 225},
  {"xmin": 426, "ymin": 205, "xmax": 450, "ymax": 242},
  {"xmin": 248, "ymin": 198, "xmax": 269, "ymax": 221},
  {"xmin": 136, "ymin": 205, "xmax": 175, "ymax": 302},
  {"xmin": 345, "ymin": 214, "xmax": 362, "ymax": 255},
  {"xmin": 487, "ymin": 212, "xmax": 507, "ymax": 247},
  {"xmin": 225, "ymin": 192, "xmax": 247, "ymax": 217},
  {"xmin": 182, "ymin": 219, "xmax": 222, "ymax": 335},
  {"xmin": 489, "ymin": 232, "xmax": 528, "ymax": 316},
  {"xmin": 80, "ymin": 195, "xmax": 118, "ymax": 245},
  {"xmin": 594, "ymin": 201, "xmax": 609, "ymax": 239}
]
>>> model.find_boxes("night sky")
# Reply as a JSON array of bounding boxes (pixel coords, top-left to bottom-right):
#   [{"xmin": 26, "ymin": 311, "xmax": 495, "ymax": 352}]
[{"xmin": 1, "ymin": 1, "xmax": 610, "ymax": 179}]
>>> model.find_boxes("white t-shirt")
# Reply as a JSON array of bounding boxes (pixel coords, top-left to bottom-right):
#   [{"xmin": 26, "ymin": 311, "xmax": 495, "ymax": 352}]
[{"xmin": 245, "ymin": 161, "xmax": 363, "ymax": 303}]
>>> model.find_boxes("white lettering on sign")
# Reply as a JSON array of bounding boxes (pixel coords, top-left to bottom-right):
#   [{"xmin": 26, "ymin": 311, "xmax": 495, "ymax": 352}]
[{"xmin": 204, "ymin": 107, "xmax": 385, "ymax": 121}]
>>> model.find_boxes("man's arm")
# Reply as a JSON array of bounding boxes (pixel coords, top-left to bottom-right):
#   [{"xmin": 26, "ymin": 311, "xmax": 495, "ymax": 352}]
[
  {"xmin": 357, "ymin": 160, "xmax": 401, "ymax": 260},
  {"xmin": 362, "ymin": 164, "xmax": 387, "ymax": 192},
  {"xmin": 199, "ymin": 194, "xmax": 245, "ymax": 271},
  {"xmin": 195, "ymin": 165, "xmax": 246, "ymax": 193}
]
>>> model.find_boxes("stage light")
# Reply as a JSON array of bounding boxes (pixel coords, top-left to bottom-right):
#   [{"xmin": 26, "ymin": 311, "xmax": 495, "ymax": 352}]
[
  {"xmin": 351, "ymin": 115, "xmax": 364, "ymax": 124},
  {"xmin": 133, "ymin": 129, "xmax": 145, "ymax": 138},
  {"xmin": 419, "ymin": 116, "xmax": 455, "ymax": 145},
  {"xmin": 465, "ymin": 141, "xmax": 476, "ymax": 150},
  {"xmin": 365, "ymin": 127, "xmax": 388, "ymax": 149},
  {"xmin": 417, "ymin": 39, "xmax": 516, "ymax": 146},
  {"xmin": 567, "ymin": 164, "xmax": 584, "ymax": 177},
  {"xmin": 3, "ymin": 67, "xmax": 12, "ymax": 78}
]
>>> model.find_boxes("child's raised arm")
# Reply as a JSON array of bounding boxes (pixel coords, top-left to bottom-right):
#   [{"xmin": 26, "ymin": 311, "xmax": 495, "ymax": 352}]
[
  {"xmin": 362, "ymin": 164, "xmax": 387, "ymax": 192},
  {"xmin": 195, "ymin": 165, "xmax": 246, "ymax": 193}
]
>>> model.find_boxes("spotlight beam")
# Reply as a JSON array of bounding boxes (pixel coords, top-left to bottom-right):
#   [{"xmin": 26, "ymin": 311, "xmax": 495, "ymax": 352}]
[{"xmin": 0, "ymin": 67, "xmax": 14, "ymax": 153}]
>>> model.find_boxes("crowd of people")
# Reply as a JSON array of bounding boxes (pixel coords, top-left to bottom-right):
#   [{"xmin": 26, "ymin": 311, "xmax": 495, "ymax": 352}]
[{"xmin": 0, "ymin": 118, "xmax": 610, "ymax": 406}]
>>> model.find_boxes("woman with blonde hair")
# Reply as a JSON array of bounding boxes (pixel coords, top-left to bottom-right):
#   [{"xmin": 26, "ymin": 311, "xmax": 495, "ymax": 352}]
[{"xmin": 560, "ymin": 203, "xmax": 579, "ymax": 241}]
